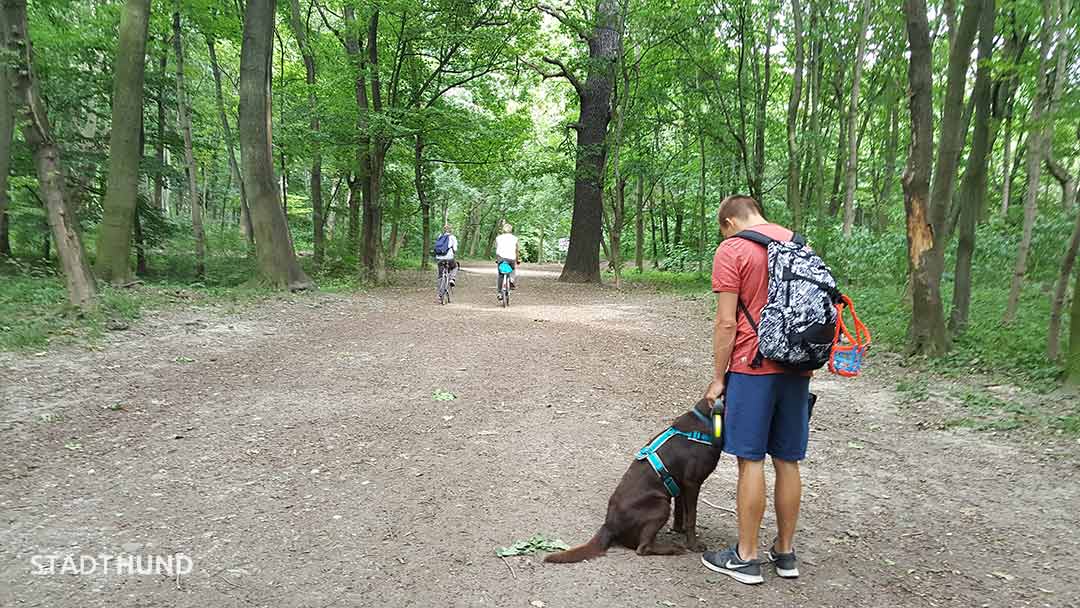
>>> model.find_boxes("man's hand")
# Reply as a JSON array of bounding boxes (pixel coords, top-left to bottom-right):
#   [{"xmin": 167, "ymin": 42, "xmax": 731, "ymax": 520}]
[{"xmin": 704, "ymin": 377, "xmax": 726, "ymax": 401}]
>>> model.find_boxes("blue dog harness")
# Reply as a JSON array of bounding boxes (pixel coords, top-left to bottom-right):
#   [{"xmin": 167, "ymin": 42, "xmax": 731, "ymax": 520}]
[{"xmin": 634, "ymin": 408, "xmax": 716, "ymax": 498}]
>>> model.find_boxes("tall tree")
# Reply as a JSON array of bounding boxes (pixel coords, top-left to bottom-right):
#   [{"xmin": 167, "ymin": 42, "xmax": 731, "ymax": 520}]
[
  {"xmin": 949, "ymin": 0, "xmax": 995, "ymax": 334},
  {"xmin": 786, "ymin": 0, "xmax": 805, "ymax": 231},
  {"xmin": 1, "ymin": 0, "xmax": 97, "ymax": 309},
  {"xmin": 539, "ymin": 0, "xmax": 623, "ymax": 283},
  {"xmin": 929, "ymin": 0, "xmax": 982, "ymax": 247},
  {"xmin": 238, "ymin": 0, "xmax": 312, "ymax": 289},
  {"xmin": 173, "ymin": 9, "xmax": 207, "ymax": 278},
  {"xmin": 207, "ymin": 37, "xmax": 254, "ymax": 246},
  {"xmin": 841, "ymin": 0, "xmax": 871, "ymax": 237},
  {"xmin": 96, "ymin": 0, "xmax": 152, "ymax": 284},
  {"xmin": 0, "ymin": 28, "xmax": 12, "ymax": 258},
  {"xmin": 286, "ymin": 0, "xmax": 324, "ymax": 268},
  {"xmin": 1005, "ymin": 0, "xmax": 1065, "ymax": 322},
  {"xmin": 901, "ymin": 0, "xmax": 948, "ymax": 355}
]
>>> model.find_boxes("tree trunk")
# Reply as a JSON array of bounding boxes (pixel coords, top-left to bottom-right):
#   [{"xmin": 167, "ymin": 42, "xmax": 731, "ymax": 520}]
[
  {"xmin": 358, "ymin": 10, "xmax": 386, "ymax": 284},
  {"xmin": 416, "ymin": 133, "xmax": 431, "ymax": 270},
  {"xmin": 841, "ymin": 0, "xmax": 871, "ymax": 237},
  {"xmin": 238, "ymin": 0, "xmax": 312, "ymax": 290},
  {"xmin": 286, "ymin": 0, "xmax": 322, "ymax": 268},
  {"xmin": 0, "ymin": 28, "xmax": 13, "ymax": 258},
  {"xmin": 1005, "ymin": 0, "xmax": 1062, "ymax": 323},
  {"xmin": 1000, "ymin": 113, "xmax": 1014, "ymax": 214},
  {"xmin": 1067, "ymin": 259, "xmax": 1080, "ymax": 384},
  {"xmin": 901, "ymin": 0, "xmax": 948, "ymax": 356},
  {"xmin": 635, "ymin": 173, "xmax": 644, "ymax": 272},
  {"xmin": 930, "ymin": 0, "xmax": 982, "ymax": 250},
  {"xmin": 1049, "ymin": 202, "xmax": 1080, "ymax": 359},
  {"xmin": 750, "ymin": 13, "xmax": 772, "ymax": 201},
  {"xmin": 828, "ymin": 108, "xmax": 847, "ymax": 217},
  {"xmin": 698, "ymin": 129, "xmax": 706, "ymax": 273},
  {"xmin": 153, "ymin": 47, "xmax": 166, "ymax": 213},
  {"xmin": 96, "ymin": 0, "xmax": 150, "ymax": 284},
  {"xmin": 208, "ymin": 39, "xmax": 252, "ymax": 248},
  {"xmin": 173, "ymin": 10, "xmax": 206, "ymax": 278},
  {"xmin": 877, "ymin": 100, "xmax": 900, "ymax": 231},
  {"xmin": 2, "ymin": 0, "xmax": 96, "ymax": 308},
  {"xmin": 786, "ymin": 0, "xmax": 805, "ymax": 231},
  {"xmin": 558, "ymin": 0, "xmax": 622, "ymax": 283},
  {"xmin": 949, "ymin": 0, "xmax": 995, "ymax": 335}
]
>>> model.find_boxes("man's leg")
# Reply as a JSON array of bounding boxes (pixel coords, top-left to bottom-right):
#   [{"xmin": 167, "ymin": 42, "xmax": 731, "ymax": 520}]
[
  {"xmin": 703, "ymin": 372, "xmax": 775, "ymax": 576},
  {"xmin": 766, "ymin": 375, "xmax": 810, "ymax": 557},
  {"xmin": 736, "ymin": 458, "xmax": 766, "ymax": 560},
  {"xmin": 772, "ymin": 458, "xmax": 801, "ymax": 554},
  {"xmin": 449, "ymin": 261, "xmax": 458, "ymax": 285}
]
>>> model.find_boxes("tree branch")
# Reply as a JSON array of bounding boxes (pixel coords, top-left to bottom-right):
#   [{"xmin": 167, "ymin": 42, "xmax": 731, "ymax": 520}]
[
  {"xmin": 536, "ymin": 3, "xmax": 590, "ymax": 42},
  {"xmin": 538, "ymin": 56, "xmax": 583, "ymax": 98}
]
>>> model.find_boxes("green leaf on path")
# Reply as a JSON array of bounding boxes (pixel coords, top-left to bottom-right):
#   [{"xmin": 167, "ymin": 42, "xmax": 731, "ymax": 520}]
[
  {"xmin": 495, "ymin": 534, "xmax": 569, "ymax": 557},
  {"xmin": 432, "ymin": 390, "xmax": 456, "ymax": 401}
]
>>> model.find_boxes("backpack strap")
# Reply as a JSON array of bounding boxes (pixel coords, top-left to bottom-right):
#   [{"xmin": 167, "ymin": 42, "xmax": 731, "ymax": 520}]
[
  {"xmin": 735, "ymin": 229, "xmax": 806, "ymax": 247},
  {"xmin": 736, "ymin": 298, "xmax": 765, "ymax": 369},
  {"xmin": 732, "ymin": 229, "xmax": 774, "ymax": 247}
]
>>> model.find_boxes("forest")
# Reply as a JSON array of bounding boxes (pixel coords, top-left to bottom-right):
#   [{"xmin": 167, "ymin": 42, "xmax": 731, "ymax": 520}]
[{"xmin": 1, "ymin": 0, "xmax": 1079, "ymax": 387}]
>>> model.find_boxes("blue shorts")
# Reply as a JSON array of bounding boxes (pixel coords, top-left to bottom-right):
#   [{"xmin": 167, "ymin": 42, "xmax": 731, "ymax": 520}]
[{"xmin": 722, "ymin": 372, "xmax": 811, "ymax": 462}]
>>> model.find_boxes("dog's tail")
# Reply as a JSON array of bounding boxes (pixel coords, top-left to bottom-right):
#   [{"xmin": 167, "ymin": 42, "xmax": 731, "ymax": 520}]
[{"xmin": 543, "ymin": 525, "xmax": 614, "ymax": 564}]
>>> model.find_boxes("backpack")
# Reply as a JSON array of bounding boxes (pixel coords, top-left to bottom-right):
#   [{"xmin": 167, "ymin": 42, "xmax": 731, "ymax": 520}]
[
  {"xmin": 434, "ymin": 233, "xmax": 453, "ymax": 257},
  {"xmin": 733, "ymin": 230, "xmax": 849, "ymax": 372}
]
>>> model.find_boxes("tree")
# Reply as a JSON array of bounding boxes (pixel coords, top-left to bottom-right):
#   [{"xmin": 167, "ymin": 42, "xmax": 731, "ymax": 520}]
[
  {"xmin": 96, "ymin": 0, "xmax": 151, "ymax": 284},
  {"xmin": 0, "ymin": 27, "xmax": 12, "ymax": 258},
  {"xmin": 949, "ymin": 0, "xmax": 995, "ymax": 334},
  {"xmin": 238, "ymin": 0, "xmax": 312, "ymax": 290},
  {"xmin": 1, "ymin": 0, "xmax": 97, "ymax": 309},
  {"xmin": 207, "ymin": 37, "xmax": 255, "ymax": 246},
  {"xmin": 1068, "ymin": 267, "xmax": 1080, "ymax": 384},
  {"xmin": 286, "ymin": 0, "xmax": 324, "ymax": 268},
  {"xmin": 1005, "ymin": 0, "xmax": 1066, "ymax": 323},
  {"xmin": 900, "ymin": 0, "xmax": 947, "ymax": 355},
  {"xmin": 173, "ymin": 8, "xmax": 207, "ymax": 278},
  {"xmin": 539, "ymin": 0, "xmax": 623, "ymax": 283},
  {"xmin": 841, "ymin": 0, "xmax": 870, "ymax": 238},
  {"xmin": 786, "ymin": 0, "xmax": 805, "ymax": 231}
]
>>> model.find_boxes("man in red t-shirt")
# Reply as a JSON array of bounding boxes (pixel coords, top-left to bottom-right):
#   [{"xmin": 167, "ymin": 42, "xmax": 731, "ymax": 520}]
[{"xmin": 700, "ymin": 195, "xmax": 809, "ymax": 585}]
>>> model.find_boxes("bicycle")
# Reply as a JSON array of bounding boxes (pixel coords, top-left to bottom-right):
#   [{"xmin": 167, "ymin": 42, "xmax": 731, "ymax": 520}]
[
  {"xmin": 497, "ymin": 260, "xmax": 513, "ymax": 308},
  {"xmin": 437, "ymin": 260, "xmax": 454, "ymax": 305}
]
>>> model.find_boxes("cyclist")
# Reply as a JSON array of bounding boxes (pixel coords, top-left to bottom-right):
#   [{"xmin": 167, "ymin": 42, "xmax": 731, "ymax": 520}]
[
  {"xmin": 433, "ymin": 223, "xmax": 459, "ymax": 301},
  {"xmin": 494, "ymin": 223, "xmax": 520, "ymax": 301}
]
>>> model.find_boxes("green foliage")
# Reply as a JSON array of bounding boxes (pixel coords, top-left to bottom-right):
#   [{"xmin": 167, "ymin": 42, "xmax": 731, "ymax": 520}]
[{"xmin": 495, "ymin": 534, "xmax": 569, "ymax": 557}]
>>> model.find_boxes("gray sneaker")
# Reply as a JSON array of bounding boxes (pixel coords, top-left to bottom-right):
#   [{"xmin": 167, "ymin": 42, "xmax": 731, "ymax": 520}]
[
  {"xmin": 701, "ymin": 546, "xmax": 764, "ymax": 585},
  {"xmin": 766, "ymin": 544, "xmax": 799, "ymax": 578}
]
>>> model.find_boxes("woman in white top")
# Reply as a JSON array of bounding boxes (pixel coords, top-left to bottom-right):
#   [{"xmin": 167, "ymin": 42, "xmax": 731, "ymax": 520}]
[{"xmin": 494, "ymin": 223, "xmax": 520, "ymax": 296}]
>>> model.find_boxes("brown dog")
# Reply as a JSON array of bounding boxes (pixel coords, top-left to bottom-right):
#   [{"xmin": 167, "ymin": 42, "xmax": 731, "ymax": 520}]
[{"xmin": 545, "ymin": 399, "xmax": 723, "ymax": 563}]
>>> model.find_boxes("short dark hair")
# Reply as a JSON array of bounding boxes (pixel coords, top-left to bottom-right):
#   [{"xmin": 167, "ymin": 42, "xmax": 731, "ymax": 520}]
[{"xmin": 717, "ymin": 195, "xmax": 766, "ymax": 225}]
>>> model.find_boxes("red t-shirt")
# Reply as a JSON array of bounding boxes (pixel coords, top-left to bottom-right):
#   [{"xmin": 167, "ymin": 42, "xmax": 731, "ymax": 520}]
[{"xmin": 711, "ymin": 223, "xmax": 809, "ymax": 376}]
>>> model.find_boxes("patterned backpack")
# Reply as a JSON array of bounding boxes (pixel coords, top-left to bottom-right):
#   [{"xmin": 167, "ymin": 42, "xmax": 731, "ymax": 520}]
[{"xmin": 733, "ymin": 230, "xmax": 867, "ymax": 373}]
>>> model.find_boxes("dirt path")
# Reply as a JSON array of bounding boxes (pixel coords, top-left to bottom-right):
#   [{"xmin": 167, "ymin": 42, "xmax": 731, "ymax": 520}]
[{"xmin": 1, "ymin": 264, "xmax": 1077, "ymax": 608}]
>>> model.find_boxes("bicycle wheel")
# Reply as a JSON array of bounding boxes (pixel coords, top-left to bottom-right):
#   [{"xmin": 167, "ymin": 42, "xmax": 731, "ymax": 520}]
[{"xmin": 502, "ymin": 277, "xmax": 509, "ymax": 308}]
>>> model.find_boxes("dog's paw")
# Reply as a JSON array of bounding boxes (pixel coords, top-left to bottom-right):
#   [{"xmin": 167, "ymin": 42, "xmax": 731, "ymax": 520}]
[{"xmin": 684, "ymin": 539, "xmax": 708, "ymax": 553}]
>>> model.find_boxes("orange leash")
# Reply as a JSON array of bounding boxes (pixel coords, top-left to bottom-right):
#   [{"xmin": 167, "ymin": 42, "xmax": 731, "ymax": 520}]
[{"xmin": 828, "ymin": 295, "xmax": 871, "ymax": 377}]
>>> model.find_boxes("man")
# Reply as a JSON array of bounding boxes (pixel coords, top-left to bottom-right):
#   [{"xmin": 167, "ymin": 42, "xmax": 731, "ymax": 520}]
[
  {"xmin": 700, "ymin": 195, "xmax": 811, "ymax": 585},
  {"xmin": 494, "ymin": 223, "xmax": 521, "ymax": 299},
  {"xmin": 433, "ymin": 223, "xmax": 459, "ymax": 296}
]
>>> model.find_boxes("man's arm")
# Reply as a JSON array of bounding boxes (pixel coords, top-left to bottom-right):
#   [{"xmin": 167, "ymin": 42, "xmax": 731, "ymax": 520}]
[{"xmin": 705, "ymin": 292, "xmax": 739, "ymax": 400}]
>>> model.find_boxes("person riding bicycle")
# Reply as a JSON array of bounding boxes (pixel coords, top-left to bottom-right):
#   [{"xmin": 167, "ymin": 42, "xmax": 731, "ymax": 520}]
[
  {"xmin": 434, "ymin": 223, "xmax": 459, "ymax": 299},
  {"xmin": 494, "ymin": 223, "xmax": 520, "ymax": 301}
]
